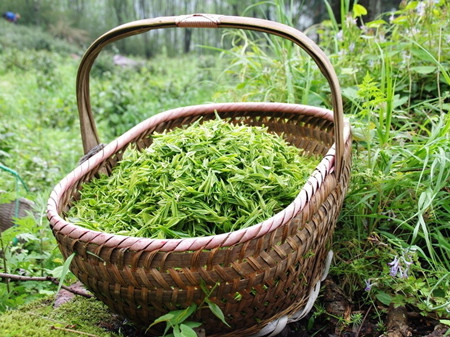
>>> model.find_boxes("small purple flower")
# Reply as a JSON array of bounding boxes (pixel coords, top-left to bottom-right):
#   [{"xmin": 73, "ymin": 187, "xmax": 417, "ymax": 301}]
[
  {"xmin": 402, "ymin": 257, "xmax": 413, "ymax": 278},
  {"xmin": 416, "ymin": 2, "xmax": 425, "ymax": 16},
  {"xmin": 364, "ymin": 280, "xmax": 373, "ymax": 292},
  {"xmin": 388, "ymin": 255, "xmax": 413, "ymax": 278},
  {"xmin": 388, "ymin": 256, "xmax": 399, "ymax": 277}
]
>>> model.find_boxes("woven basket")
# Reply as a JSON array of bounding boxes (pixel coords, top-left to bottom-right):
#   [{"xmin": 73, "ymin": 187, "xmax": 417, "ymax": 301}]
[
  {"xmin": 0, "ymin": 191, "xmax": 34, "ymax": 233},
  {"xmin": 47, "ymin": 14, "xmax": 351, "ymax": 337}
]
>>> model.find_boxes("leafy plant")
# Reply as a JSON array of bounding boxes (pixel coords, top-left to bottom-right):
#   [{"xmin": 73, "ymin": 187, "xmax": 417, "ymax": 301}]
[
  {"xmin": 149, "ymin": 282, "xmax": 229, "ymax": 337},
  {"xmin": 149, "ymin": 304, "xmax": 201, "ymax": 337},
  {"xmin": 0, "ymin": 213, "xmax": 68, "ymax": 312}
]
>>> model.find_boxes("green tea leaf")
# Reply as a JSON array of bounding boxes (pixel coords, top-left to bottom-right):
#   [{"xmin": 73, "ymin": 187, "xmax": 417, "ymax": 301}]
[{"xmin": 68, "ymin": 118, "xmax": 318, "ymax": 239}]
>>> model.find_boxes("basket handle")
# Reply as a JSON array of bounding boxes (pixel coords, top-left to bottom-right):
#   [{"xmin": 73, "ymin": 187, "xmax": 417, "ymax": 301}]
[{"xmin": 77, "ymin": 14, "xmax": 345, "ymax": 178}]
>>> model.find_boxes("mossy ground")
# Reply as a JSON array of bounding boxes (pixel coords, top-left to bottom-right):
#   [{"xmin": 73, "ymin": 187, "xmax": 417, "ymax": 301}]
[{"xmin": 0, "ymin": 296, "xmax": 123, "ymax": 337}]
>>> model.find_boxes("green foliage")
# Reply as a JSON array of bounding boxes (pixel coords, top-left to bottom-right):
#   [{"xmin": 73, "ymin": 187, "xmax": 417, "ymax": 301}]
[
  {"xmin": 55, "ymin": 253, "xmax": 75, "ymax": 296},
  {"xmin": 0, "ymin": 213, "xmax": 67, "ymax": 312},
  {"xmin": 68, "ymin": 118, "xmax": 318, "ymax": 238},
  {"xmin": 48, "ymin": 20, "xmax": 90, "ymax": 46},
  {"xmin": 214, "ymin": 29, "xmax": 325, "ymax": 107},
  {"xmin": 327, "ymin": 0, "xmax": 449, "ymax": 319},
  {"xmin": 149, "ymin": 304, "xmax": 200, "ymax": 337},
  {"xmin": 149, "ymin": 282, "xmax": 228, "ymax": 337}
]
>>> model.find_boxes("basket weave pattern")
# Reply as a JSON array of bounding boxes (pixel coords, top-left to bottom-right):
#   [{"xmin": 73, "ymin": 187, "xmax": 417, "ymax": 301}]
[
  {"xmin": 0, "ymin": 193, "xmax": 34, "ymax": 232},
  {"xmin": 47, "ymin": 15, "xmax": 352, "ymax": 337}
]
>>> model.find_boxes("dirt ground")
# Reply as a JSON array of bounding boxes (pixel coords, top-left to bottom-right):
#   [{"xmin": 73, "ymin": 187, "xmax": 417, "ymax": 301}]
[{"xmin": 275, "ymin": 279, "xmax": 449, "ymax": 337}]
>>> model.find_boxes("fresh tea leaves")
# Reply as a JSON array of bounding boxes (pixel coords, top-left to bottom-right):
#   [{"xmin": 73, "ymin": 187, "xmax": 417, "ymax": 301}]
[{"xmin": 67, "ymin": 118, "xmax": 318, "ymax": 239}]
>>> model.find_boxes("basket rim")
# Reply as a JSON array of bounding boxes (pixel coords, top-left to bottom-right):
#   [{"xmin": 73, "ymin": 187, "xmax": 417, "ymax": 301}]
[{"xmin": 47, "ymin": 102, "xmax": 351, "ymax": 252}]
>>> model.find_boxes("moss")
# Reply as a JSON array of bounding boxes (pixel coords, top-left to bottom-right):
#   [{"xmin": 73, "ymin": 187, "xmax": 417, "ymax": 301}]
[{"xmin": 0, "ymin": 296, "xmax": 123, "ymax": 337}]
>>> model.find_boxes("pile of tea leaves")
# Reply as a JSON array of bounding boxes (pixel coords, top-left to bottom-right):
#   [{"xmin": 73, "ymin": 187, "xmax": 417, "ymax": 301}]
[{"xmin": 67, "ymin": 118, "xmax": 319, "ymax": 239}]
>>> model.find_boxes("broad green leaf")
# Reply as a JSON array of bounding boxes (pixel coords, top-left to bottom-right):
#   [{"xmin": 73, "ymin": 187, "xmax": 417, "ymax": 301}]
[
  {"xmin": 411, "ymin": 66, "xmax": 437, "ymax": 75},
  {"xmin": 48, "ymin": 266, "xmax": 64, "ymax": 278},
  {"xmin": 173, "ymin": 325, "xmax": 182, "ymax": 337},
  {"xmin": 376, "ymin": 291, "xmax": 392, "ymax": 306},
  {"xmin": 342, "ymin": 87, "xmax": 359, "ymax": 101},
  {"xmin": 410, "ymin": 48, "xmax": 435, "ymax": 63},
  {"xmin": 393, "ymin": 95, "xmax": 409, "ymax": 109},
  {"xmin": 353, "ymin": 4, "xmax": 367, "ymax": 17},
  {"xmin": 404, "ymin": 1, "xmax": 418, "ymax": 10},
  {"xmin": 392, "ymin": 15, "xmax": 407, "ymax": 24},
  {"xmin": 408, "ymin": 39, "xmax": 450, "ymax": 85},
  {"xmin": 183, "ymin": 321, "xmax": 202, "ymax": 329}
]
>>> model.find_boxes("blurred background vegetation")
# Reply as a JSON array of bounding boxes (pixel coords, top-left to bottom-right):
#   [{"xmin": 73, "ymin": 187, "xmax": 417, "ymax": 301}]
[{"xmin": 0, "ymin": 0, "xmax": 402, "ymax": 57}]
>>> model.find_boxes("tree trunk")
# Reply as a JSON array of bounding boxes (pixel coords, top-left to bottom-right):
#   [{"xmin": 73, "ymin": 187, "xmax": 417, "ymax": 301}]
[{"xmin": 184, "ymin": 29, "xmax": 192, "ymax": 53}]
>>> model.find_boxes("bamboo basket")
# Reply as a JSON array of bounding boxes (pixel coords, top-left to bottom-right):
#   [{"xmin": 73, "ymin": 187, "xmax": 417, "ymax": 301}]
[
  {"xmin": 0, "ymin": 193, "xmax": 34, "ymax": 233},
  {"xmin": 47, "ymin": 14, "xmax": 352, "ymax": 337}
]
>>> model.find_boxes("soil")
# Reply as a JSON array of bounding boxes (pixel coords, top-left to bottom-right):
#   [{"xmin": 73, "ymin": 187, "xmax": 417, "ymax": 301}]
[{"xmin": 101, "ymin": 304, "xmax": 447, "ymax": 337}]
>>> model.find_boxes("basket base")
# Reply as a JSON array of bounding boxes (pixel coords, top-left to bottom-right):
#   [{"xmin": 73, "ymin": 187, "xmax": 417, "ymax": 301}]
[{"xmin": 248, "ymin": 251, "xmax": 333, "ymax": 337}]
